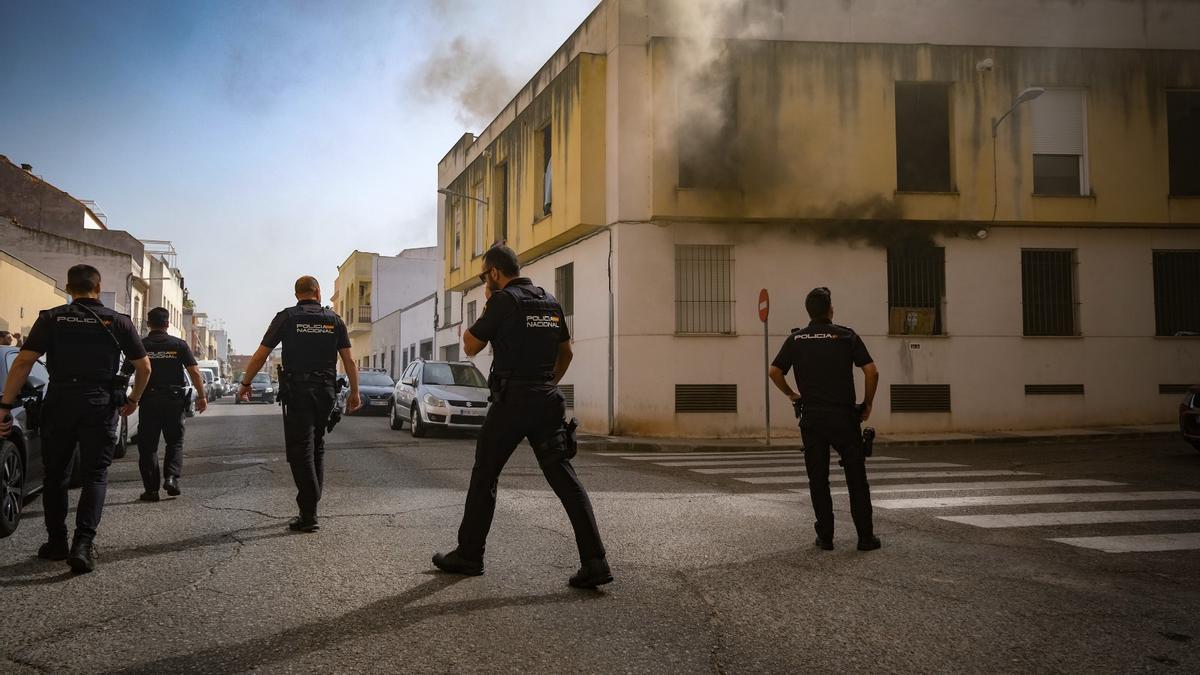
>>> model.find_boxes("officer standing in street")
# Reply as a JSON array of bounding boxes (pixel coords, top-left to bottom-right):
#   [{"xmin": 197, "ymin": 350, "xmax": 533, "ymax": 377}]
[
  {"xmin": 129, "ymin": 307, "xmax": 208, "ymax": 502},
  {"xmin": 238, "ymin": 276, "xmax": 360, "ymax": 532},
  {"xmin": 768, "ymin": 287, "xmax": 881, "ymax": 552},
  {"xmin": 0, "ymin": 264, "xmax": 151, "ymax": 573},
  {"xmin": 432, "ymin": 245, "xmax": 611, "ymax": 589}
]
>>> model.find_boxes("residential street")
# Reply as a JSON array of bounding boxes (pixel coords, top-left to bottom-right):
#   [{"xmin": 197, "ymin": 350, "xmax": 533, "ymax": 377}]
[{"xmin": 1, "ymin": 399, "xmax": 1198, "ymax": 673}]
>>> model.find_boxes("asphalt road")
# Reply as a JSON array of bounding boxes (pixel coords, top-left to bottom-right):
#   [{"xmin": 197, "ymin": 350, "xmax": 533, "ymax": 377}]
[{"xmin": 1, "ymin": 399, "xmax": 1198, "ymax": 673}]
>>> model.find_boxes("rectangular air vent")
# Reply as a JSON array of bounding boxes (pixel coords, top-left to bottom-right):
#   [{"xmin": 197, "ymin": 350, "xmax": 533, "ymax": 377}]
[
  {"xmin": 1160, "ymin": 384, "xmax": 1194, "ymax": 395},
  {"xmin": 891, "ymin": 384, "xmax": 951, "ymax": 413},
  {"xmin": 559, "ymin": 384, "xmax": 575, "ymax": 409},
  {"xmin": 1025, "ymin": 384, "xmax": 1085, "ymax": 396},
  {"xmin": 675, "ymin": 384, "xmax": 737, "ymax": 413}
]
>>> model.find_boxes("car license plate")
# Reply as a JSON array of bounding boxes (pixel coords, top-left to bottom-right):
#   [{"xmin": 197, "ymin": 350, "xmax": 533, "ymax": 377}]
[
  {"xmin": 462, "ymin": 408, "xmax": 485, "ymax": 416},
  {"xmin": 371, "ymin": 400, "xmax": 389, "ymax": 406}
]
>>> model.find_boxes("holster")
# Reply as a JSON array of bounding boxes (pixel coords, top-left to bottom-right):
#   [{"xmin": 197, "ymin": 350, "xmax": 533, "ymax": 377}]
[
  {"xmin": 110, "ymin": 374, "xmax": 131, "ymax": 408},
  {"xmin": 531, "ymin": 417, "xmax": 579, "ymax": 464}
]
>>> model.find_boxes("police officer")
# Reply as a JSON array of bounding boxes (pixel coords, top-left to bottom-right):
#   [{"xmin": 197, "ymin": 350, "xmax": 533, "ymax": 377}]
[
  {"xmin": 433, "ymin": 245, "xmax": 611, "ymax": 589},
  {"xmin": 238, "ymin": 276, "xmax": 360, "ymax": 532},
  {"xmin": 0, "ymin": 265, "xmax": 151, "ymax": 573},
  {"xmin": 768, "ymin": 287, "xmax": 881, "ymax": 552},
  {"xmin": 128, "ymin": 307, "xmax": 208, "ymax": 501}
]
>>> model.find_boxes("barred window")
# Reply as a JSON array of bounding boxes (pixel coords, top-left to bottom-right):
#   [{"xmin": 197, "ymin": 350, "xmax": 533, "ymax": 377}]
[
  {"xmin": 675, "ymin": 245, "xmax": 735, "ymax": 335},
  {"xmin": 1021, "ymin": 249, "xmax": 1078, "ymax": 336},
  {"xmin": 888, "ymin": 246, "xmax": 945, "ymax": 335},
  {"xmin": 1153, "ymin": 251, "xmax": 1200, "ymax": 336},
  {"xmin": 466, "ymin": 300, "xmax": 477, "ymax": 328},
  {"xmin": 555, "ymin": 263, "xmax": 574, "ymax": 335}
]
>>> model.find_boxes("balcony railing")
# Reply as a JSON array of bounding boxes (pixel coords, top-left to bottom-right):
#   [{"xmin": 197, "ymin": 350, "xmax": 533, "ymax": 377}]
[{"xmin": 358, "ymin": 305, "xmax": 372, "ymax": 324}]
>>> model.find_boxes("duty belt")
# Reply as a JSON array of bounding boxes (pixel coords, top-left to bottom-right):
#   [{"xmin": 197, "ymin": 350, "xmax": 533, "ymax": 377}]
[{"xmin": 50, "ymin": 376, "xmax": 112, "ymax": 387}]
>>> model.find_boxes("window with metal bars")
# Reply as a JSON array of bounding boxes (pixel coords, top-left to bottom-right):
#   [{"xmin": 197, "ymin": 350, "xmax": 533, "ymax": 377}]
[
  {"xmin": 1021, "ymin": 249, "xmax": 1078, "ymax": 336},
  {"xmin": 895, "ymin": 82, "xmax": 952, "ymax": 192},
  {"xmin": 555, "ymin": 263, "xmax": 574, "ymax": 335},
  {"xmin": 887, "ymin": 246, "xmax": 945, "ymax": 335},
  {"xmin": 1153, "ymin": 251, "xmax": 1200, "ymax": 336},
  {"xmin": 675, "ymin": 245, "xmax": 735, "ymax": 335},
  {"xmin": 466, "ymin": 300, "xmax": 477, "ymax": 328}
]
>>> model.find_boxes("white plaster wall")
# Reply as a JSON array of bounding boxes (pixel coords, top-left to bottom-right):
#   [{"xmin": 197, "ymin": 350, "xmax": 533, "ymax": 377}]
[{"xmin": 372, "ymin": 253, "xmax": 439, "ymax": 319}]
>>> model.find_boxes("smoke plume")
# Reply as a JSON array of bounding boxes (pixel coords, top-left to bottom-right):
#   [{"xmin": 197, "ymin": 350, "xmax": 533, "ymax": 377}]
[{"xmin": 415, "ymin": 36, "xmax": 518, "ymax": 128}]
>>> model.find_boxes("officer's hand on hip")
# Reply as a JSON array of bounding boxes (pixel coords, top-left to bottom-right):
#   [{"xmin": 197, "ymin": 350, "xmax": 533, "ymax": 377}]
[
  {"xmin": 860, "ymin": 402, "xmax": 873, "ymax": 422},
  {"xmin": 789, "ymin": 392, "xmax": 801, "ymax": 402},
  {"xmin": 120, "ymin": 399, "xmax": 138, "ymax": 418},
  {"xmin": 346, "ymin": 390, "xmax": 362, "ymax": 413},
  {"xmin": 196, "ymin": 397, "xmax": 208, "ymax": 414},
  {"xmin": 239, "ymin": 384, "xmax": 251, "ymax": 402}
]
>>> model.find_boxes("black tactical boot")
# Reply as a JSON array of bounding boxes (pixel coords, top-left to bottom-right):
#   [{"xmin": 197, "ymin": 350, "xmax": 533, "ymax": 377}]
[
  {"xmin": 432, "ymin": 550, "xmax": 484, "ymax": 576},
  {"xmin": 814, "ymin": 536, "xmax": 834, "ymax": 551},
  {"xmin": 568, "ymin": 557, "xmax": 613, "ymax": 589},
  {"xmin": 288, "ymin": 516, "xmax": 319, "ymax": 533},
  {"xmin": 139, "ymin": 491, "xmax": 160, "ymax": 502},
  {"xmin": 857, "ymin": 536, "xmax": 882, "ymax": 551},
  {"xmin": 164, "ymin": 476, "xmax": 181, "ymax": 497},
  {"xmin": 67, "ymin": 538, "xmax": 97, "ymax": 573},
  {"xmin": 37, "ymin": 537, "xmax": 69, "ymax": 561}
]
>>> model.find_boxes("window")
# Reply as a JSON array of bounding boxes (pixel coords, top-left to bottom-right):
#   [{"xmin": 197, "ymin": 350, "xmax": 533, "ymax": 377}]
[
  {"xmin": 1167, "ymin": 91, "xmax": 1200, "ymax": 196},
  {"xmin": 537, "ymin": 123, "xmax": 552, "ymax": 217},
  {"xmin": 442, "ymin": 290, "xmax": 452, "ymax": 328},
  {"xmin": 420, "ymin": 339, "xmax": 432, "ymax": 360},
  {"xmin": 442, "ymin": 344, "xmax": 460, "ymax": 362},
  {"xmin": 494, "ymin": 163, "xmax": 509, "ymax": 242},
  {"xmin": 887, "ymin": 246, "xmax": 945, "ymax": 335},
  {"xmin": 555, "ymin": 263, "xmax": 574, "ymax": 335},
  {"xmin": 402, "ymin": 348, "xmax": 409, "ymax": 369},
  {"xmin": 467, "ymin": 300, "xmax": 477, "ymax": 327},
  {"xmin": 1021, "ymin": 249, "xmax": 1078, "ymax": 336},
  {"xmin": 390, "ymin": 348, "xmax": 396, "ymax": 378},
  {"xmin": 895, "ymin": 82, "xmax": 952, "ymax": 192},
  {"xmin": 1031, "ymin": 88, "xmax": 1087, "ymax": 195},
  {"xmin": 1153, "ymin": 251, "xmax": 1200, "ymax": 336},
  {"xmin": 678, "ymin": 75, "xmax": 738, "ymax": 189},
  {"xmin": 452, "ymin": 204, "xmax": 463, "ymax": 269},
  {"xmin": 473, "ymin": 181, "xmax": 485, "ymax": 256},
  {"xmin": 675, "ymin": 245, "xmax": 735, "ymax": 335}
]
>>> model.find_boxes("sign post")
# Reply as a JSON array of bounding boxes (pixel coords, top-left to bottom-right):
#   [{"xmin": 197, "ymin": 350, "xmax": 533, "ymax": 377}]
[{"xmin": 759, "ymin": 289, "xmax": 770, "ymax": 446}]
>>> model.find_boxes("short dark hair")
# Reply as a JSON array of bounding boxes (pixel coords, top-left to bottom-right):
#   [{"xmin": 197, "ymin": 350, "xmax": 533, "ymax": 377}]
[
  {"xmin": 805, "ymin": 287, "xmax": 832, "ymax": 319},
  {"xmin": 66, "ymin": 264, "xmax": 101, "ymax": 294},
  {"xmin": 147, "ymin": 307, "xmax": 170, "ymax": 328},
  {"xmin": 483, "ymin": 245, "xmax": 520, "ymax": 277},
  {"xmin": 295, "ymin": 275, "xmax": 320, "ymax": 296}
]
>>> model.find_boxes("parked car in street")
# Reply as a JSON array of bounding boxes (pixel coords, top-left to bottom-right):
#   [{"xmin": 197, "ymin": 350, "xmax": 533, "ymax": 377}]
[
  {"xmin": 390, "ymin": 360, "xmax": 489, "ymax": 437},
  {"xmin": 1, "ymin": 345, "xmax": 45, "ymax": 538},
  {"xmin": 1180, "ymin": 385, "xmax": 1200, "ymax": 451},
  {"xmin": 236, "ymin": 372, "xmax": 276, "ymax": 404},
  {"xmin": 347, "ymin": 369, "xmax": 395, "ymax": 416}
]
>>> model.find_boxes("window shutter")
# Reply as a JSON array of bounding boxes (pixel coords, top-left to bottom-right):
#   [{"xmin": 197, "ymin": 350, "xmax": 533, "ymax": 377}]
[{"xmin": 1032, "ymin": 89, "xmax": 1085, "ymax": 155}]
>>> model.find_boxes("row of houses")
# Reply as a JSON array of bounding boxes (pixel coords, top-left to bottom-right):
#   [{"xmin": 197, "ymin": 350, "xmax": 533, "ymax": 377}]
[{"xmin": 0, "ymin": 155, "xmax": 228, "ymax": 365}]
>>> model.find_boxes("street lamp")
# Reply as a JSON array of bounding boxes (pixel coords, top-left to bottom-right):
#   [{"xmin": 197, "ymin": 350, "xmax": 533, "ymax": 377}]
[
  {"xmin": 437, "ymin": 187, "xmax": 488, "ymax": 206},
  {"xmin": 991, "ymin": 86, "xmax": 1046, "ymax": 222}
]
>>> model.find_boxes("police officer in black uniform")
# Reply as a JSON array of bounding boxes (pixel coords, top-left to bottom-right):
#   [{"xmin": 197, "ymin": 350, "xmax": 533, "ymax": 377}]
[
  {"xmin": 433, "ymin": 245, "xmax": 611, "ymax": 589},
  {"xmin": 0, "ymin": 265, "xmax": 151, "ymax": 573},
  {"xmin": 238, "ymin": 276, "xmax": 360, "ymax": 532},
  {"xmin": 768, "ymin": 287, "xmax": 881, "ymax": 552},
  {"xmin": 128, "ymin": 307, "xmax": 208, "ymax": 502}
]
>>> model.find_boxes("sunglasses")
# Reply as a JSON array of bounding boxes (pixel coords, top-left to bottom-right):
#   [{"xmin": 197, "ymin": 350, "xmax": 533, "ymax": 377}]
[{"xmin": 478, "ymin": 267, "xmax": 494, "ymax": 283}]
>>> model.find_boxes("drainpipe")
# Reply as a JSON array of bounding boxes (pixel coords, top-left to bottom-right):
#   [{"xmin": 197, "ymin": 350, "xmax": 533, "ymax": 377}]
[{"xmin": 607, "ymin": 226, "xmax": 614, "ymax": 436}]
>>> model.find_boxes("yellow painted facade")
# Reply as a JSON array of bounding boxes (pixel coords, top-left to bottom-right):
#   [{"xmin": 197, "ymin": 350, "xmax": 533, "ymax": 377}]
[
  {"xmin": 0, "ymin": 249, "xmax": 69, "ymax": 335},
  {"xmin": 334, "ymin": 250, "xmax": 375, "ymax": 365}
]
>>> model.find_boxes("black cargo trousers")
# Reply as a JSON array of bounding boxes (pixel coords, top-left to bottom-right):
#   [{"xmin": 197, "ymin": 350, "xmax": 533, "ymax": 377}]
[
  {"xmin": 39, "ymin": 388, "xmax": 119, "ymax": 543},
  {"xmin": 457, "ymin": 384, "xmax": 605, "ymax": 563},
  {"xmin": 136, "ymin": 390, "xmax": 187, "ymax": 492},
  {"xmin": 281, "ymin": 379, "xmax": 335, "ymax": 519},
  {"xmin": 799, "ymin": 407, "xmax": 875, "ymax": 542}
]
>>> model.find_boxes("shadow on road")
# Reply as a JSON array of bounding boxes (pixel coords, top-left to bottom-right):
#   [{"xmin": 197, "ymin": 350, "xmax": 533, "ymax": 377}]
[{"xmin": 107, "ymin": 574, "xmax": 605, "ymax": 674}]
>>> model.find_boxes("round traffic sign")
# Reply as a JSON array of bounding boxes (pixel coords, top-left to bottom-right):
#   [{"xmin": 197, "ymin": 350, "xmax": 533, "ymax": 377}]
[{"xmin": 758, "ymin": 288, "xmax": 769, "ymax": 323}]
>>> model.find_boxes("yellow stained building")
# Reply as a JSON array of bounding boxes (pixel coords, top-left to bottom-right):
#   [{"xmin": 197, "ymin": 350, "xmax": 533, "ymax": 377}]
[
  {"xmin": 334, "ymin": 250, "xmax": 376, "ymax": 368},
  {"xmin": 438, "ymin": 0, "xmax": 1200, "ymax": 437},
  {"xmin": 0, "ymin": 248, "xmax": 69, "ymax": 336}
]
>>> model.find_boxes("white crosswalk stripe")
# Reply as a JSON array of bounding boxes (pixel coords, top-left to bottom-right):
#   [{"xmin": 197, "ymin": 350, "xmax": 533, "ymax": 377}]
[
  {"xmin": 874, "ymin": 491, "xmax": 1200, "ymax": 510},
  {"xmin": 939, "ymin": 509, "xmax": 1200, "ymax": 528},
  {"xmin": 690, "ymin": 462, "xmax": 964, "ymax": 474},
  {"xmin": 608, "ymin": 453, "xmax": 907, "ymax": 462},
  {"xmin": 739, "ymin": 470, "xmax": 1037, "ymax": 485},
  {"xmin": 1049, "ymin": 533, "xmax": 1200, "ymax": 553},
  {"xmin": 827, "ymin": 479, "xmax": 1123, "ymax": 494}
]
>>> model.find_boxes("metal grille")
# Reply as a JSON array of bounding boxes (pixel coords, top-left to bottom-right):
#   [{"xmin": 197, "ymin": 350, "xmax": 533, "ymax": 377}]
[
  {"xmin": 559, "ymin": 384, "xmax": 575, "ymax": 409},
  {"xmin": 1160, "ymin": 384, "xmax": 1194, "ymax": 395},
  {"xmin": 467, "ymin": 301, "xmax": 477, "ymax": 328},
  {"xmin": 1025, "ymin": 384, "xmax": 1085, "ymax": 396},
  {"xmin": 555, "ymin": 263, "xmax": 574, "ymax": 335},
  {"xmin": 675, "ymin": 245, "xmax": 735, "ymax": 334},
  {"xmin": 675, "ymin": 384, "xmax": 737, "ymax": 413},
  {"xmin": 1152, "ymin": 251, "xmax": 1200, "ymax": 336},
  {"xmin": 1021, "ymin": 249, "xmax": 1078, "ymax": 336},
  {"xmin": 887, "ymin": 246, "xmax": 945, "ymax": 335},
  {"xmin": 891, "ymin": 384, "xmax": 951, "ymax": 413}
]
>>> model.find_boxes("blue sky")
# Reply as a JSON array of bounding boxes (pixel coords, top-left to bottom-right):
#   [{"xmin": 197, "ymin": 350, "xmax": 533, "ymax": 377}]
[{"xmin": 0, "ymin": 0, "xmax": 597, "ymax": 352}]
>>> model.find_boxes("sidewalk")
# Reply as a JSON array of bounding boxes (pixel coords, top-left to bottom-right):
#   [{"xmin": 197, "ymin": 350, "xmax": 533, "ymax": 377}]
[{"xmin": 578, "ymin": 423, "xmax": 1178, "ymax": 454}]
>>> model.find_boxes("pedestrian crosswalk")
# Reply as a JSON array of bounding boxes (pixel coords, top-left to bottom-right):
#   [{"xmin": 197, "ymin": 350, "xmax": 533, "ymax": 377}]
[{"xmin": 599, "ymin": 449, "xmax": 1200, "ymax": 554}]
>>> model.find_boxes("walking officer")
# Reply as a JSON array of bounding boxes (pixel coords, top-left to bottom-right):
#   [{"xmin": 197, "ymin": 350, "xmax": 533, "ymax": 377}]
[
  {"xmin": 768, "ymin": 287, "xmax": 881, "ymax": 552},
  {"xmin": 238, "ymin": 276, "xmax": 360, "ymax": 532},
  {"xmin": 0, "ymin": 264, "xmax": 151, "ymax": 573},
  {"xmin": 432, "ymin": 245, "xmax": 611, "ymax": 589},
  {"xmin": 128, "ymin": 307, "xmax": 208, "ymax": 502}
]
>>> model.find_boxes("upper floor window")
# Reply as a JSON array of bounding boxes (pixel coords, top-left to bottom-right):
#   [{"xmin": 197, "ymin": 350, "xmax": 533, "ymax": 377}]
[
  {"xmin": 537, "ymin": 124, "xmax": 552, "ymax": 217},
  {"xmin": 1031, "ymin": 88, "xmax": 1088, "ymax": 196},
  {"xmin": 494, "ymin": 162, "xmax": 509, "ymax": 243},
  {"xmin": 452, "ymin": 203, "xmax": 463, "ymax": 269},
  {"xmin": 678, "ymin": 75, "xmax": 738, "ymax": 190},
  {"xmin": 1167, "ymin": 90, "xmax": 1200, "ymax": 197},
  {"xmin": 473, "ymin": 181, "xmax": 486, "ymax": 257},
  {"xmin": 895, "ymin": 82, "xmax": 952, "ymax": 192}
]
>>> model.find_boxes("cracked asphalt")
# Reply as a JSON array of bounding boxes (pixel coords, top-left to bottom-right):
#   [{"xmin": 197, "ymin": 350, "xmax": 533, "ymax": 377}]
[{"xmin": 1, "ymin": 399, "xmax": 1198, "ymax": 673}]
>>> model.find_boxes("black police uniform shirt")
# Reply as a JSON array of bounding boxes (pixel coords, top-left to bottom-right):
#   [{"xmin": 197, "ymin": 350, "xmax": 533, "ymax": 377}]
[
  {"xmin": 771, "ymin": 318, "xmax": 873, "ymax": 408},
  {"xmin": 261, "ymin": 300, "xmax": 351, "ymax": 373},
  {"xmin": 21, "ymin": 298, "xmax": 146, "ymax": 384},
  {"xmin": 468, "ymin": 278, "xmax": 570, "ymax": 376},
  {"xmin": 141, "ymin": 331, "xmax": 197, "ymax": 388}
]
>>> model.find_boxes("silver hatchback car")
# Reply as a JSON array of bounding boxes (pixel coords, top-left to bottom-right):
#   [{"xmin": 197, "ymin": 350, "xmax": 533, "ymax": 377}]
[{"xmin": 390, "ymin": 360, "xmax": 490, "ymax": 437}]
